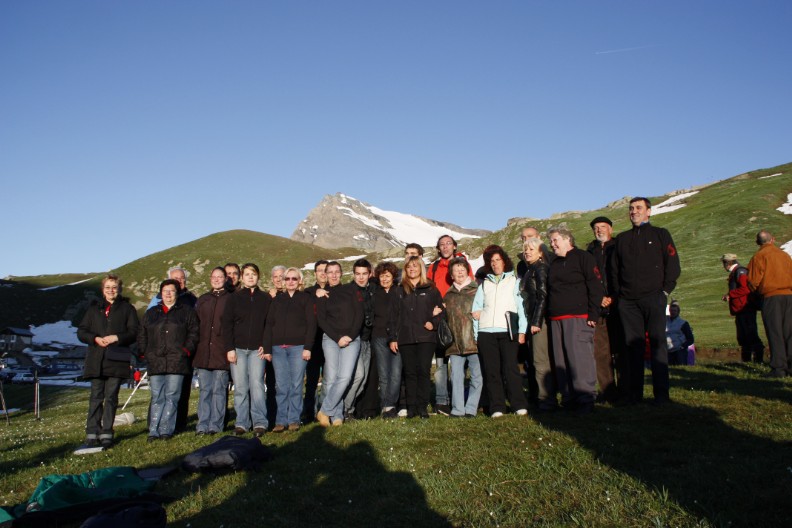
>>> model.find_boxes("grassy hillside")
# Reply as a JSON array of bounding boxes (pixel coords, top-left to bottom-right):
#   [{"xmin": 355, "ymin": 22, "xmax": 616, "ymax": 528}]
[
  {"xmin": 113, "ymin": 230, "xmax": 347, "ymax": 312},
  {"xmin": 2, "ymin": 363, "xmax": 791, "ymax": 527},
  {"xmin": 0, "ymin": 231, "xmax": 346, "ymax": 327},
  {"xmin": 456, "ymin": 162, "xmax": 792, "ymax": 349}
]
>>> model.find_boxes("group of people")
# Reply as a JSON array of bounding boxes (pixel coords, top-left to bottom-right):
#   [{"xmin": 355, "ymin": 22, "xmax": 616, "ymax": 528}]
[{"xmin": 76, "ymin": 194, "xmax": 791, "ymax": 448}]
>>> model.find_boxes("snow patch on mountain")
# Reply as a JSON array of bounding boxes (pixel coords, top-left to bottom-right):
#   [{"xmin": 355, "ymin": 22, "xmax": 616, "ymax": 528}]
[
  {"xmin": 31, "ymin": 321, "xmax": 82, "ymax": 346},
  {"xmin": 652, "ymin": 191, "xmax": 699, "ymax": 215}
]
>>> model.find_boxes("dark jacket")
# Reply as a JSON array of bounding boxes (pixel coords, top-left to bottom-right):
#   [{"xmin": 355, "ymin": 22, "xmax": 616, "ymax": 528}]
[
  {"xmin": 388, "ymin": 282, "xmax": 444, "ymax": 345},
  {"xmin": 372, "ymin": 285, "xmax": 398, "ymax": 340},
  {"xmin": 586, "ymin": 238, "xmax": 616, "ymax": 316},
  {"xmin": 317, "ymin": 283, "xmax": 364, "ymax": 343},
  {"xmin": 263, "ymin": 290, "xmax": 317, "ymax": 352},
  {"xmin": 610, "ymin": 223, "xmax": 681, "ymax": 300},
  {"xmin": 355, "ymin": 281, "xmax": 377, "ymax": 341},
  {"xmin": 138, "ymin": 302, "xmax": 199, "ymax": 376},
  {"xmin": 516, "ymin": 246, "xmax": 554, "ymax": 279},
  {"xmin": 222, "ymin": 287, "xmax": 272, "ymax": 351},
  {"xmin": 443, "ymin": 281, "xmax": 478, "ymax": 356},
  {"xmin": 78, "ymin": 297, "xmax": 139, "ymax": 379},
  {"xmin": 194, "ymin": 289, "xmax": 231, "ymax": 371},
  {"xmin": 547, "ymin": 247, "xmax": 604, "ymax": 322},
  {"xmin": 519, "ymin": 259, "xmax": 549, "ymax": 328}
]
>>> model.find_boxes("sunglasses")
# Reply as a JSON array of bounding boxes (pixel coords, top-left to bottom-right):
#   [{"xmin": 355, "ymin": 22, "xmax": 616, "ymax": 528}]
[{"xmin": 284, "ymin": 277, "xmax": 300, "ymax": 282}]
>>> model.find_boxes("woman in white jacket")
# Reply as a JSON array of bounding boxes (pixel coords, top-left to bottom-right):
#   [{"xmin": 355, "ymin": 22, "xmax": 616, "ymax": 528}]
[{"xmin": 472, "ymin": 245, "xmax": 529, "ymax": 418}]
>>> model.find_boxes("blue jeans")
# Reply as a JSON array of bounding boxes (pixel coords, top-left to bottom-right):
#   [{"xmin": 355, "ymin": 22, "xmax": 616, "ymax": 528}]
[
  {"xmin": 320, "ymin": 335, "xmax": 360, "ymax": 421},
  {"xmin": 229, "ymin": 348, "xmax": 268, "ymax": 431},
  {"xmin": 149, "ymin": 374, "xmax": 184, "ymax": 437},
  {"xmin": 196, "ymin": 368, "xmax": 229, "ymax": 433},
  {"xmin": 450, "ymin": 354, "xmax": 483, "ymax": 416},
  {"xmin": 434, "ymin": 354, "xmax": 449, "ymax": 406},
  {"xmin": 373, "ymin": 337, "xmax": 401, "ymax": 409},
  {"xmin": 271, "ymin": 345, "xmax": 308, "ymax": 426},
  {"xmin": 343, "ymin": 340, "xmax": 371, "ymax": 416}
]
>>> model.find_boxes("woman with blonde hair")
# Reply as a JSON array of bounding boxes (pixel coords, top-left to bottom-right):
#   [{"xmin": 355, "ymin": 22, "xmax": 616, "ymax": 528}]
[
  {"xmin": 263, "ymin": 267, "xmax": 316, "ymax": 432},
  {"xmin": 388, "ymin": 256, "xmax": 444, "ymax": 418},
  {"xmin": 78, "ymin": 274, "xmax": 139, "ymax": 448}
]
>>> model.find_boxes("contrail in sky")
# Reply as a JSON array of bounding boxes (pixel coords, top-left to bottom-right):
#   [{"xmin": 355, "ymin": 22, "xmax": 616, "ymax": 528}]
[{"xmin": 595, "ymin": 45, "xmax": 656, "ymax": 55}]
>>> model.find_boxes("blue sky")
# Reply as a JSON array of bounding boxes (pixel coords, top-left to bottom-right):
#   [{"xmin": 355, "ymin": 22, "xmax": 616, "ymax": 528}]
[{"xmin": 2, "ymin": 1, "xmax": 790, "ymax": 277}]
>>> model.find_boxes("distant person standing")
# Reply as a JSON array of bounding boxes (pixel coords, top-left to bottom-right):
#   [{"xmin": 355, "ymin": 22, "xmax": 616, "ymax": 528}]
[
  {"xmin": 316, "ymin": 261, "xmax": 363, "ymax": 426},
  {"xmin": 427, "ymin": 235, "xmax": 472, "ymax": 416},
  {"xmin": 222, "ymin": 263, "xmax": 272, "ymax": 436},
  {"xmin": 139, "ymin": 279, "xmax": 199, "ymax": 441},
  {"xmin": 371, "ymin": 261, "xmax": 401, "ymax": 418},
  {"xmin": 146, "ymin": 266, "xmax": 197, "ymax": 432},
  {"xmin": 194, "ymin": 267, "xmax": 231, "ymax": 435},
  {"xmin": 610, "ymin": 197, "xmax": 680, "ymax": 404},
  {"xmin": 303, "ymin": 260, "xmax": 329, "ymax": 422},
  {"xmin": 547, "ymin": 227, "xmax": 603, "ymax": 415},
  {"xmin": 78, "ymin": 274, "xmax": 140, "ymax": 449},
  {"xmin": 263, "ymin": 267, "xmax": 316, "ymax": 432},
  {"xmin": 747, "ymin": 230, "xmax": 792, "ymax": 377},
  {"xmin": 444, "ymin": 257, "xmax": 483, "ymax": 418},
  {"xmin": 389, "ymin": 256, "xmax": 444, "ymax": 419},
  {"xmin": 472, "ymin": 245, "xmax": 530, "ymax": 417},
  {"xmin": 586, "ymin": 216, "xmax": 620, "ymax": 403},
  {"xmin": 519, "ymin": 237, "xmax": 557, "ymax": 411},
  {"xmin": 721, "ymin": 253, "xmax": 764, "ymax": 363},
  {"xmin": 665, "ymin": 301, "xmax": 694, "ymax": 366}
]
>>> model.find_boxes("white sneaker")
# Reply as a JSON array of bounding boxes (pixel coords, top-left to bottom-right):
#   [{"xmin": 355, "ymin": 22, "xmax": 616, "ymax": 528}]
[
  {"xmin": 491, "ymin": 411, "xmax": 504, "ymax": 418},
  {"xmin": 515, "ymin": 409, "xmax": 528, "ymax": 416},
  {"xmin": 397, "ymin": 409, "xmax": 408, "ymax": 417}
]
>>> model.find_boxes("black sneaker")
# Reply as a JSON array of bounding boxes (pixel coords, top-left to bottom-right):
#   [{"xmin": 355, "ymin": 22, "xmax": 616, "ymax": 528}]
[
  {"xmin": 85, "ymin": 438, "xmax": 99, "ymax": 448},
  {"xmin": 100, "ymin": 438, "xmax": 113, "ymax": 449},
  {"xmin": 381, "ymin": 409, "xmax": 398, "ymax": 419},
  {"xmin": 147, "ymin": 436, "xmax": 158, "ymax": 443},
  {"xmin": 434, "ymin": 404, "xmax": 451, "ymax": 416}
]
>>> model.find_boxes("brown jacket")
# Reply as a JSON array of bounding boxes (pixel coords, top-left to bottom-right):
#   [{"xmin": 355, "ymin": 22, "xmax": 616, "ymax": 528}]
[{"xmin": 747, "ymin": 243, "xmax": 792, "ymax": 297}]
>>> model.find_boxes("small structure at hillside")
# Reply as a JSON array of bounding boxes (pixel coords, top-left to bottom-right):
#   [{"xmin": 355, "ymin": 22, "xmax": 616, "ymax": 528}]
[{"xmin": 0, "ymin": 327, "xmax": 34, "ymax": 354}]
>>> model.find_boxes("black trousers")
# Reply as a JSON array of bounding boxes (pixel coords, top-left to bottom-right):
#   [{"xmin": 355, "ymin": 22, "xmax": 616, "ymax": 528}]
[
  {"xmin": 303, "ymin": 340, "xmax": 325, "ymax": 420},
  {"xmin": 400, "ymin": 342, "xmax": 435, "ymax": 412},
  {"xmin": 735, "ymin": 311, "xmax": 764, "ymax": 362},
  {"xmin": 762, "ymin": 295, "xmax": 792, "ymax": 374},
  {"xmin": 478, "ymin": 332, "xmax": 529, "ymax": 414},
  {"xmin": 618, "ymin": 292, "xmax": 669, "ymax": 402},
  {"xmin": 86, "ymin": 376, "xmax": 123, "ymax": 438},
  {"xmin": 355, "ymin": 346, "xmax": 380, "ymax": 418}
]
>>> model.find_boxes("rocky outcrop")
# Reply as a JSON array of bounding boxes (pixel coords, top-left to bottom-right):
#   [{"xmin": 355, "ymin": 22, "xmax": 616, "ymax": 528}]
[{"xmin": 290, "ymin": 193, "xmax": 490, "ymax": 251}]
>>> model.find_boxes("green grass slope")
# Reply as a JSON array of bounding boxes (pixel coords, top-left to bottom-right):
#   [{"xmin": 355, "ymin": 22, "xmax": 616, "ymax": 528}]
[{"xmin": 114, "ymin": 229, "xmax": 346, "ymax": 312}]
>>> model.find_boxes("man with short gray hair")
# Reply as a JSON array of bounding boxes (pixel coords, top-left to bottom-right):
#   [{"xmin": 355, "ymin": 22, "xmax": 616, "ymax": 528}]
[
  {"xmin": 747, "ymin": 230, "xmax": 792, "ymax": 377},
  {"xmin": 721, "ymin": 253, "xmax": 764, "ymax": 363}
]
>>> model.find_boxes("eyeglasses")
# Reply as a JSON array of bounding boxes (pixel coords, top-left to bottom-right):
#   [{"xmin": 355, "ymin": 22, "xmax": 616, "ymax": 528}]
[{"xmin": 284, "ymin": 277, "xmax": 300, "ymax": 282}]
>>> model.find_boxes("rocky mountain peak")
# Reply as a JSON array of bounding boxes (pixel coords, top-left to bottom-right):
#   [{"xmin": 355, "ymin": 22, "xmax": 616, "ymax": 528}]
[{"xmin": 290, "ymin": 193, "xmax": 490, "ymax": 251}]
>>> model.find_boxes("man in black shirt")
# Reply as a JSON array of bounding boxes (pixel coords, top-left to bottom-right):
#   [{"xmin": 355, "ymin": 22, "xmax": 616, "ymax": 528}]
[{"xmin": 610, "ymin": 197, "xmax": 681, "ymax": 405}]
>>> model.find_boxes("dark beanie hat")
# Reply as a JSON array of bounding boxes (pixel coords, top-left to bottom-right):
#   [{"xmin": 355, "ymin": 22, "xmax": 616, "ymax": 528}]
[{"xmin": 589, "ymin": 216, "xmax": 613, "ymax": 228}]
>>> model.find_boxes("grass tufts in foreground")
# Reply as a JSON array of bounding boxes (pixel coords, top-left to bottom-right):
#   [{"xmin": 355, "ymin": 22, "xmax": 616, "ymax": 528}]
[{"xmin": 1, "ymin": 361, "xmax": 790, "ymax": 527}]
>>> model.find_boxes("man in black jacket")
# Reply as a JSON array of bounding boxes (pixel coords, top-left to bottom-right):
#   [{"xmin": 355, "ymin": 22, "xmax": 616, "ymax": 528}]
[
  {"xmin": 610, "ymin": 197, "xmax": 681, "ymax": 405},
  {"xmin": 586, "ymin": 216, "xmax": 621, "ymax": 403}
]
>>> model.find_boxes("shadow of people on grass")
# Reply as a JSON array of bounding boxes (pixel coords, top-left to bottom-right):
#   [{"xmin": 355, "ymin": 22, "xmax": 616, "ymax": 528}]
[
  {"xmin": 174, "ymin": 427, "xmax": 451, "ymax": 527},
  {"xmin": 534, "ymin": 399, "xmax": 791, "ymax": 526},
  {"xmin": 672, "ymin": 363, "xmax": 792, "ymax": 404}
]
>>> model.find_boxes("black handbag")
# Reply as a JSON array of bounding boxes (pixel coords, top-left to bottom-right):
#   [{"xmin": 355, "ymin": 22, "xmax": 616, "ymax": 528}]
[
  {"xmin": 436, "ymin": 317, "xmax": 454, "ymax": 350},
  {"xmin": 105, "ymin": 345, "xmax": 133, "ymax": 362}
]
